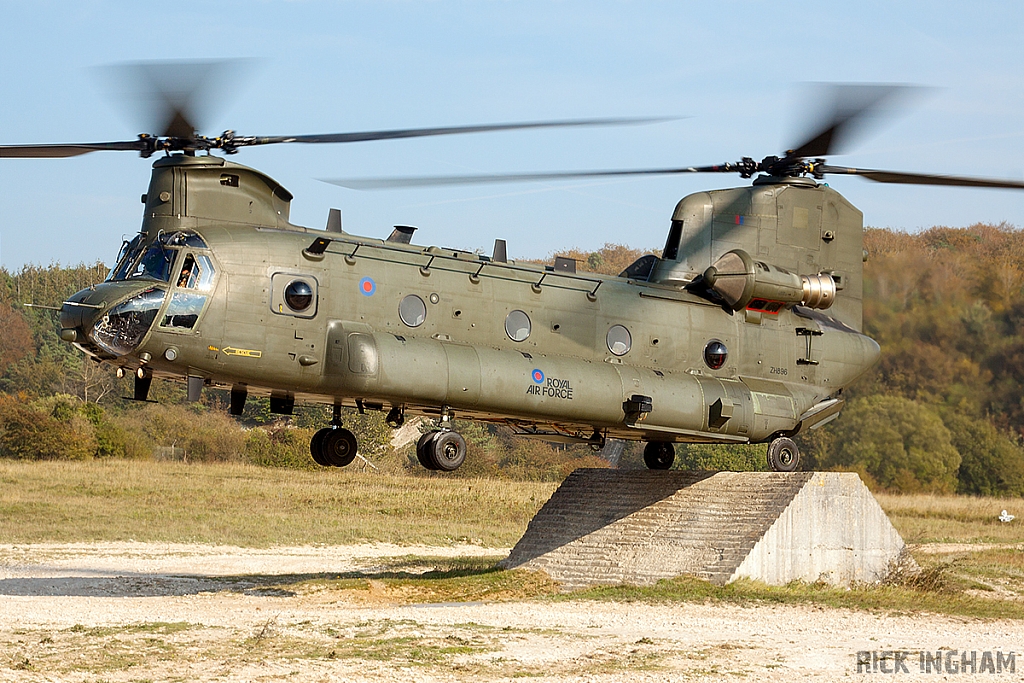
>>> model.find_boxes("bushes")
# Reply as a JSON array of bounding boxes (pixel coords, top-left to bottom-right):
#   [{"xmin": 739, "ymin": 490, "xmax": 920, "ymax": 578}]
[
  {"xmin": 809, "ymin": 394, "xmax": 1024, "ymax": 496},
  {"xmin": 942, "ymin": 411, "xmax": 1024, "ymax": 496},
  {"xmin": 821, "ymin": 395, "xmax": 961, "ymax": 493},
  {"xmin": 0, "ymin": 393, "xmax": 146, "ymax": 461},
  {"xmin": 0, "ymin": 397, "xmax": 243, "ymax": 462},
  {"xmin": 0, "ymin": 396, "xmax": 93, "ymax": 460},
  {"xmin": 673, "ymin": 443, "xmax": 768, "ymax": 472},
  {"xmin": 245, "ymin": 427, "xmax": 317, "ymax": 470},
  {"xmin": 115, "ymin": 403, "xmax": 246, "ymax": 462}
]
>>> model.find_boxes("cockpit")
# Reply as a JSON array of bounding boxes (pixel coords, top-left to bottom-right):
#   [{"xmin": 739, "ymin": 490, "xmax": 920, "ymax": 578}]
[
  {"xmin": 107, "ymin": 230, "xmax": 210, "ymax": 283},
  {"xmin": 62, "ymin": 230, "xmax": 218, "ymax": 358}
]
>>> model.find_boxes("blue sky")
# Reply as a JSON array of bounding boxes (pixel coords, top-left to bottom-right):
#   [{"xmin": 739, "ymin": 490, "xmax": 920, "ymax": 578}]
[{"xmin": 1, "ymin": 0, "xmax": 1023, "ymax": 269}]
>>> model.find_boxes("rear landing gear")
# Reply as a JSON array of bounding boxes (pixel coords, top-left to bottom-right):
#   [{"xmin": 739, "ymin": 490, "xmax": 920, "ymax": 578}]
[
  {"xmin": 415, "ymin": 429, "xmax": 467, "ymax": 472},
  {"xmin": 643, "ymin": 441, "xmax": 675, "ymax": 470},
  {"xmin": 766, "ymin": 437, "xmax": 800, "ymax": 472},
  {"xmin": 310, "ymin": 426, "xmax": 358, "ymax": 467}
]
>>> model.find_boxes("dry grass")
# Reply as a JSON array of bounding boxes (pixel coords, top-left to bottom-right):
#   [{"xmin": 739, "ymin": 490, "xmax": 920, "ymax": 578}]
[
  {"xmin": 0, "ymin": 460, "xmax": 555, "ymax": 547},
  {"xmin": 3, "ymin": 460, "xmax": 1024, "ymax": 549},
  {"xmin": 876, "ymin": 492, "xmax": 1024, "ymax": 543}
]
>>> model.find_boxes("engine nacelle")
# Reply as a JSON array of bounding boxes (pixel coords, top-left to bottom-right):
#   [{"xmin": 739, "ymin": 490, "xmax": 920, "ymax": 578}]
[{"xmin": 702, "ymin": 249, "xmax": 837, "ymax": 312}]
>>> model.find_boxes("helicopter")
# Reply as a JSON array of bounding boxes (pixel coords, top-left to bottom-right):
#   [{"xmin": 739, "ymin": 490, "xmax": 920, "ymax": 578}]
[{"xmin": 5, "ymin": 72, "xmax": 1024, "ymax": 473}]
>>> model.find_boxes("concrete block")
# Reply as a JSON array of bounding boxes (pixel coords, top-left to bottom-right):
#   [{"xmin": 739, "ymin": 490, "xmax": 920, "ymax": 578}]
[{"xmin": 501, "ymin": 469, "xmax": 907, "ymax": 588}]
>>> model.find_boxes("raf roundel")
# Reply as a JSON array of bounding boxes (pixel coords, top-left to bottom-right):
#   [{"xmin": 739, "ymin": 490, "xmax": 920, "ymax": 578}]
[
  {"xmin": 532, "ymin": 369, "xmax": 545, "ymax": 384},
  {"xmin": 358, "ymin": 277, "xmax": 376, "ymax": 296}
]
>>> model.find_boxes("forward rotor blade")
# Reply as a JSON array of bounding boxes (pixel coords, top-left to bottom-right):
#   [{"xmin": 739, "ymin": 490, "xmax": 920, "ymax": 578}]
[
  {"xmin": 788, "ymin": 84, "xmax": 918, "ymax": 159},
  {"xmin": 0, "ymin": 140, "xmax": 148, "ymax": 158},
  {"xmin": 821, "ymin": 165, "xmax": 1024, "ymax": 190},
  {"xmin": 100, "ymin": 59, "xmax": 251, "ymax": 139},
  {"xmin": 250, "ymin": 116, "xmax": 677, "ymax": 147},
  {"xmin": 324, "ymin": 164, "xmax": 729, "ymax": 189}
]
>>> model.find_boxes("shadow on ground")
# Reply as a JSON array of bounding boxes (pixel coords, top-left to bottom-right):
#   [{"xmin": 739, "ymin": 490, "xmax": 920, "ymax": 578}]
[{"xmin": 0, "ymin": 557, "xmax": 503, "ymax": 598}]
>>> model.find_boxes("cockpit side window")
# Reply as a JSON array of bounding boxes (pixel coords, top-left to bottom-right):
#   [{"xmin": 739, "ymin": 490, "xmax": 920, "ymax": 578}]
[
  {"xmin": 193, "ymin": 255, "xmax": 216, "ymax": 291},
  {"xmin": 175, "ymin": 253, "xmax": 216, "ymax": 291},
  {"xmin": 162, "ymin": 252, "xmax": 216, "ymax": 331},
  {"xmin": 177, "ymin": 254, "xmax": 199, "ymax": 288}
]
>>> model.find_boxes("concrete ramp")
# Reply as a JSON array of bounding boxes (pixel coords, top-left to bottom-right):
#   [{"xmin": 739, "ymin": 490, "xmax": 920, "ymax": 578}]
[{"xmin": 501, "ymin": 470, "xmax": 907, "ymax": 588}]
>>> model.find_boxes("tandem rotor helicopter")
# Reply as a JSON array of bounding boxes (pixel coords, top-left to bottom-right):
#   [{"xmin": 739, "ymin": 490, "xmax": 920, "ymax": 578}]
[{"xmin": 5, "ymin": 65, "xmax": 1024, "ymax": 473}]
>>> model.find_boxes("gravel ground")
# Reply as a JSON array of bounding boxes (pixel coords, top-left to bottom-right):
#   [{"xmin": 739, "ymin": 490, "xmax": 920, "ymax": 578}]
[{"xmin": 0, "ymin": 543, "xmax": 1021, "ymax": 682}]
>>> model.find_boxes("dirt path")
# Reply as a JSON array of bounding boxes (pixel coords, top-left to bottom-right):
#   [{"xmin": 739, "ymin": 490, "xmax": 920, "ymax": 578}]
[{"xmin": 1, "ymin": 543, "xmax": 1020, "ymax": 681}]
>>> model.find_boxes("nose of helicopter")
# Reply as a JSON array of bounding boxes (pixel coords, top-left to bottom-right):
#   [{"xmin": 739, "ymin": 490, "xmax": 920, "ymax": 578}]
[
  {"xmin": 59, "ymin": 289, "xmax": 106, "ymax": 340},
  {"xmin": 60, "ymin": 282, "xmax": 167, "ymax": 357}
]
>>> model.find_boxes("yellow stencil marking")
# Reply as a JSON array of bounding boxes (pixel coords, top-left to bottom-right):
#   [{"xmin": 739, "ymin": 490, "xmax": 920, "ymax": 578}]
[{"xmin": 222, "ymin": 346, "xmax": 262, "ymax": 358}]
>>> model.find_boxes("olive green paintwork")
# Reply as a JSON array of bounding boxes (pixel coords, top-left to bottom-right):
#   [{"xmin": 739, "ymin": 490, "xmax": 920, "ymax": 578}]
[{"xmin": 61, "ymin": 155, "xmax": 880, "ymax": 445}]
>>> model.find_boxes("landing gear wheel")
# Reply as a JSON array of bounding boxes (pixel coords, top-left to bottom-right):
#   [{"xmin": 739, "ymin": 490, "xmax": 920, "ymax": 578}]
[
  {"xmin": 643, "ymin": 441, "xmax": 675, "ymax": 470},
  {"xmin": 767, "ymin": 437, "xmax": 800, "ymax": 472},
  {"xmin": 310, "ymin": 428, "xmax": 332, "ymax": 467},
  {"xmin": 322, "ymin": 427, "xmax": 358, "ymax": 467},
  {"xmin": 416, "ymin": 430, "xmax": 441, "ymax": 470},
  {"xmin": 429, "ymin": 431, "xmax": 467, "ymax": 472}
]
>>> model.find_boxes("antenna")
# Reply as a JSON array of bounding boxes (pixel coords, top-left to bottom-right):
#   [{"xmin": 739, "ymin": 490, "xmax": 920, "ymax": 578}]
[{"xmin": 325, "ymin": 208, "xmax": 343, "ymax": 233}]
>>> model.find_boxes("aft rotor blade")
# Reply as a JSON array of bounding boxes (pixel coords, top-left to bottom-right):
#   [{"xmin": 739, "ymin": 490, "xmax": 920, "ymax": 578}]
[
  {"xmin": 250, "ymin": 116, "xmax": 678, "ymax": 147},
  {"xmin": 821, "ymin": 165, "xmax": 1024, "ymax": 190},
  {"xmin": 325, "ymin": 164, "xmax": 731, "ymax": 189},
  {"xmin": 0, "ymin": 140, "xmax": 148, "ymax": 158},
  {"xmin": 788, "ymin": 84, "xmax": 918, "ymax": 159}
]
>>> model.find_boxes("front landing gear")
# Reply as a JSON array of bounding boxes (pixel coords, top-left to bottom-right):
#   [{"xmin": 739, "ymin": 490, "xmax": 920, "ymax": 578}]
[
  {"xmin": 643, "ymin": 441, "xmax": 675, "ymax": 470},
  {"xmin": 310, "ymin": 427, "xmax": 358, "ymax": 467},
  {"xmin": 415, "ymin": 429, "xmax": 467, "ymax": 471},
  {"xmin": 766, "ymin": 437, "xmax": 800, "ymax": 472}
]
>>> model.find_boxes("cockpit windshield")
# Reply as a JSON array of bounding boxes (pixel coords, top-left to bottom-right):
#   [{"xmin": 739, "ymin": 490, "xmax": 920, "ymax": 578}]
[
  {"xmin": 129, "ymin": 244, "xmax": 176, "ymax": 282},
  {"xmin": 107, "ymin": 235, "xmax": 145, "ymax": 281},
  {"xmin": 106, "ymin": 231, "xmax": 209, "ymax": 284}
]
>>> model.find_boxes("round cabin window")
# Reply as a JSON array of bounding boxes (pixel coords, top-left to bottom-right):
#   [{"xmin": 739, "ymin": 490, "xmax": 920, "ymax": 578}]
[
  {"xmin": 606, "ymin": 325, "xmax": 632, "ymax": 356},
  {"xmin": 399, "ymin": 294, "xmax": 427, "ymax": 327},
  {"xmin": 704, "ymin": 340, "xmax": 728, "ymax": 370},
  {"xmin": 505, "ymin": 310, "xmax": 532, "ymax": 342},
  {"xmin": 284, "ymin": 280, "xmax": 313, "ymax": 311}
]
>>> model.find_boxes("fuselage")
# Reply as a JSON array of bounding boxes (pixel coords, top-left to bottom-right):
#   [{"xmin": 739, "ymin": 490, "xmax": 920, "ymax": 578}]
[{"xmin": 59, "ymin": 155, "xmax": 879, "ymax": 446}]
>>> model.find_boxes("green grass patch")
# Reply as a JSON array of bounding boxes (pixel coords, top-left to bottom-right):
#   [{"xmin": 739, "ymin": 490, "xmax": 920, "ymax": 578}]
[{"xmin": 562, "ymin": 573, "xmax": 1024, "ymax": 620}]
